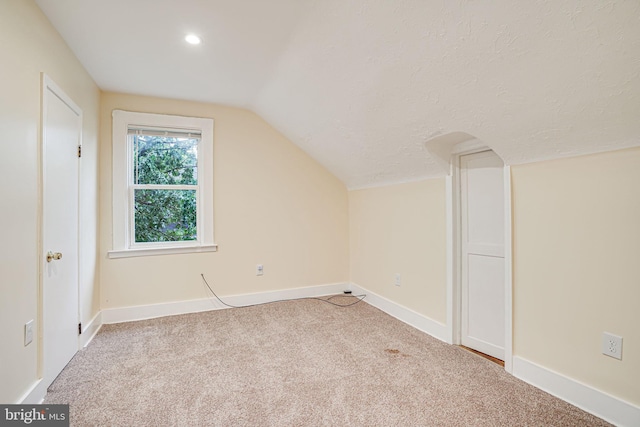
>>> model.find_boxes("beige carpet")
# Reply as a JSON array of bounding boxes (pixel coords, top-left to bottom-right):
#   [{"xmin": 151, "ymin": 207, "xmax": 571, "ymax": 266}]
[{"xmin": 45, "ymin": 296, "xmax": 610, "ymax": 426}]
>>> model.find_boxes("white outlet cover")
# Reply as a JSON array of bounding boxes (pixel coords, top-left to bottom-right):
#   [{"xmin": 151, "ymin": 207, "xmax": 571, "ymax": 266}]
[
  {"xmin": 394, "ymin": 273, "xmax": 401, "ymax": 286},
  {"xmin": 24, "ymin": 320, "xmax": 34, "ymax": 346},
  {"xmin": 256, "ymin": 264, "xmax": 264, "ymax": 276},
  {"xmin": 602, "ymin": 332, "xmax": 623, "ymax": 360}
]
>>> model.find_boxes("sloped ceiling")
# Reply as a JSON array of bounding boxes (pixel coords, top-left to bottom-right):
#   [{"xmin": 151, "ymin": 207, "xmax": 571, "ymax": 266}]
[{"xmin": 36, "ymin": 0, "xmax": 640, "ymax": 189}]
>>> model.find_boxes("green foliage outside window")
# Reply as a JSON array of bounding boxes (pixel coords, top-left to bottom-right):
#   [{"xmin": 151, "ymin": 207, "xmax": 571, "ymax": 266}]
[{"xmin": 132, "ymin": 134, "xmax": 199, "ymax": 243}]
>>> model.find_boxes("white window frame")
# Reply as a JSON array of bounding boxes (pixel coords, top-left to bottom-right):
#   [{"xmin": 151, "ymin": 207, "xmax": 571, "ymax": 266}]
[{"xmin": 108, "ymin": 110, "xmax": 216, "ymax": 258}]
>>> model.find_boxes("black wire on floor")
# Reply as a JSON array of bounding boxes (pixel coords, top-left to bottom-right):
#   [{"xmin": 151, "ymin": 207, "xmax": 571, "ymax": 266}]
[{"xmin": 201, "ymin": 274, "xmax": 366, "ymax": 308}]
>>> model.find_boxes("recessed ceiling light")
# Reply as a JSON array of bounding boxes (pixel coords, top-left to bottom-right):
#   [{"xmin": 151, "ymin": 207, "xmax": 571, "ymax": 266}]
[{"xmin": 185, "ymin": 34, "xmax": 201, "ymax": 45}]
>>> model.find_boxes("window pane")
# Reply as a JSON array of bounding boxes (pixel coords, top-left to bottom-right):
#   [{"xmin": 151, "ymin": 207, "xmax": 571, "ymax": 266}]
[
  {"xmin": 134, "ymin": 189, "xmax": 197, "ymax": 243},
  {"xmin": 132, "ymin": 134, "xmax": 198, "ymax": 185}
]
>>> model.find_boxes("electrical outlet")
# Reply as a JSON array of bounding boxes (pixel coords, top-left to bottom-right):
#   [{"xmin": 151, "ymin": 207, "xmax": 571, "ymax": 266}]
[
  {"xmin": 394, "ymin": 273, "xmax": 401, "ymax": 287},
  {"xmin": 24, "ymin": 320, "xmax": 34, "ymax": 346},
  {"xmin": 602, "ymin": 332, "xmax": 623, "ymax": 360},
  {"xmin": 256, "ymin": 264, "xmax": 264, "ymax": 276}
]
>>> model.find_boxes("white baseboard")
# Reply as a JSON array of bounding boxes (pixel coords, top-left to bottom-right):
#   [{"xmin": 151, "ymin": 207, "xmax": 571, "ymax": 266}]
[
  {"xmin": 79, "ymin": 311, "xmax": 102, "ymax": 348},
  {"xmin": 102, "ymin": 282, "xmax": 348, "ymax": 324},
  {"xmin": 19, "ymin": 379, "xmax": 45, "ymax": 404},
  {"xmin": 349, "ymin": 283, "xmax": 448, "ymax": 342},
  {"xmin": 513, "ymin": 356, "xmax": 640, "ymax": 427}
]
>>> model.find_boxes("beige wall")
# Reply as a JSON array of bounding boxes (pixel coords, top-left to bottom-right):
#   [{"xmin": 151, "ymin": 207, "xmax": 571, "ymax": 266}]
[
  {"xmin": 512, "ymin": 147, "xmax": 640, "ymax": 405},
  {"xmin": 2, "ymin": 0, "xmax": 636, "ymax": 412},
  {"xmin": 349, "ymin": 151, "xmax": 640, "ymax": 407},
  {"xmin": 99, "ymin": 93, "xmax": 349, "ymax": 308},
  {"xmin": 349, "ymin": 180, "xmax": 447, "ymax": 323},
  {"xmin": 0, "ymin": 1, "xmax": 100, "ymax": 403}
]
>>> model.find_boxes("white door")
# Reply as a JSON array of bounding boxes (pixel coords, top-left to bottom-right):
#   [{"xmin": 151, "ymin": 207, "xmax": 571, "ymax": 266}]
[
  {"xmin": 42, "ymin": 76, "xmax": 81, "ymax": 388},
  {"xmin": 460, "ymin": 150, "xmax": 505, "ymax": 360}
]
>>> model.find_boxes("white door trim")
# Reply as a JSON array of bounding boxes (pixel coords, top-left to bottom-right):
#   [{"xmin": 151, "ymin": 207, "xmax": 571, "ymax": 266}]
[
  {"xmin": 39, "ymin": 74, "xmax": 82, "ymax": 383},
  {"xmin": 445, "ymin": 142, "xmax": 513, "ymax": 373},
  {"xmin": 503, "ymin": 165, "xmax": 513, "ymax": 373}
]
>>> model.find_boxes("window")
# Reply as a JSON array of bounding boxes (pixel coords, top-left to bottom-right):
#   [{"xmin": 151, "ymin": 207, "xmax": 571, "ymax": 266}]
[{"xmin": 109, "ymin": 110, "xmax": 216, "ymax": 258}]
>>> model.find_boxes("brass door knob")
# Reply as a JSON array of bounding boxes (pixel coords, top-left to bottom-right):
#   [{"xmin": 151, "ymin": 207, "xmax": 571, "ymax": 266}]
[{"xmin": 46, "ymin": 251, "xmax": 63, "ymax": 262}]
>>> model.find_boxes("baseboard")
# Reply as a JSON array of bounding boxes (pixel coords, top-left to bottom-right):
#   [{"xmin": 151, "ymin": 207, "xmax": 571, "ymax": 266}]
[
  {"xmin": 18, "ymin": 379, "xmax": 46, "ymax": 404},
  {"xmin": 513, "ymin": 356, "xmax": 640, "ymax": 427},
  {"xmin": 102, "ymin": 282, "xmax": 348, "ymax": 324},
  {"xmin": 349, "ymin": 283, "xmax": 448, "ymax": 342},
  {"xmin": 79, "ymin": 311, "xmax": 102, "ymax": 348}
]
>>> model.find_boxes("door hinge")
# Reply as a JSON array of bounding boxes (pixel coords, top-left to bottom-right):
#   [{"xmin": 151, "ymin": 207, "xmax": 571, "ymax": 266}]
[
  {"xmin": 78, "ymin": 145, "xmax": 82, "ymax": 158},
  {"xmin": 78, "ymin": 323, "xmax": 82, "ymax": 335}
]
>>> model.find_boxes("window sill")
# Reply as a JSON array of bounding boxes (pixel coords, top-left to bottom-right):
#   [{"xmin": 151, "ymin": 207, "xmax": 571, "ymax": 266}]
[{"xmin": 107, "ymin": 244, "xmax": 218, "ymax": 259}]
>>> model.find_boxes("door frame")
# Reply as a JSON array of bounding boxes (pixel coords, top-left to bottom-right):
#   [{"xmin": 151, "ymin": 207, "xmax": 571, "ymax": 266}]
[
  {"xmin": 38, "ymin": 73, "xmax": 82, "ymax": 383},
  {"xmin": 445, "ymin": 139, "xmax": 513, "ymax": 372}
]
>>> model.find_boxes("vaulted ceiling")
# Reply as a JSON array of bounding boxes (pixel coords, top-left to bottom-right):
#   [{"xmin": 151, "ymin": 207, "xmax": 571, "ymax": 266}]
[{"xmin": 36, "ymin": 0, "xmax": 640, "ymax": 189}]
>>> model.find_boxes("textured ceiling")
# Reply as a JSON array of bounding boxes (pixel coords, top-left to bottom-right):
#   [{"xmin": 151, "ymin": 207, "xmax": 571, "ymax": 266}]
[{"xmin": 36, "ymin": 0, "xmax": 640, "ymax": 189}]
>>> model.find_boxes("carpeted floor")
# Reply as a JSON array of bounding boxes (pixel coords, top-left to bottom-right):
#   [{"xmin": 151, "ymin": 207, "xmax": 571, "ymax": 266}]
[{"xmin": 45, "ymin": 296, "xmax": 610, "ymax": 426}]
